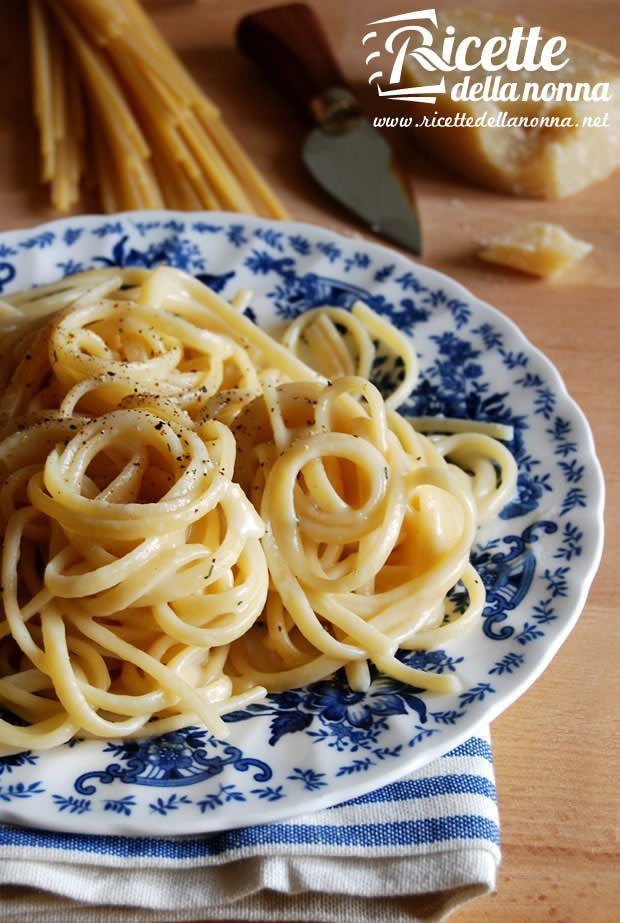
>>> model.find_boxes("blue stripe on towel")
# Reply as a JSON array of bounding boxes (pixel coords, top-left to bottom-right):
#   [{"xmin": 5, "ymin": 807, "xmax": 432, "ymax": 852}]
[
  {"xmin": 0, "ymin": 814, "xmax": 499, "ymax": 857},
  {"xmin": 446, "ymin": 737, "xmax": 493, "ymax": 762},
  {"xmin": 337, "ymin": 773, "xmax": 497, "ymax": 807}
]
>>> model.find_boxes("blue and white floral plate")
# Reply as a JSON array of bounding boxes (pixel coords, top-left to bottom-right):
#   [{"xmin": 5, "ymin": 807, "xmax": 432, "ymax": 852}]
[{"xmin": 0, "ymin": 212, "xmax": 604, "ymax": 835}]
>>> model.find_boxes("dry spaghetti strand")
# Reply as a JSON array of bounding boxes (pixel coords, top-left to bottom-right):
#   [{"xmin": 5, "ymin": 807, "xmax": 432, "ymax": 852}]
[{"xmin": 28, "ymin": 0, "xmax": 287, "ymax": 217}]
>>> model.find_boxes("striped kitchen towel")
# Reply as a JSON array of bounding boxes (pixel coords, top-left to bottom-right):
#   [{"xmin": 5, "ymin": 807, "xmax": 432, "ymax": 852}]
[{"xmin": 0, "ymin": 732, "xmax": 499, "ymax": 923}]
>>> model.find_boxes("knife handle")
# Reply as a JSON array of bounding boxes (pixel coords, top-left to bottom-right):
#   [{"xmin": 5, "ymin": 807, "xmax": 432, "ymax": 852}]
[{"xmin": 237, "ymin": 3, "xmax": 357, "ymax": 124}]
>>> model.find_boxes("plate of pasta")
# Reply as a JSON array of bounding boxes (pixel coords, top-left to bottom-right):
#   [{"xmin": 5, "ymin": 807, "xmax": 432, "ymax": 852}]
[{"xmin": 0, "ymin": 212, "xmax": 603, "ymax": 835}]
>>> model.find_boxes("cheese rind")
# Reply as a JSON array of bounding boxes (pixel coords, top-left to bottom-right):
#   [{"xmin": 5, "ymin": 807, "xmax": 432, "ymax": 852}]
[
  {"xmin": 403, "ymin": 10, "xmax": 620, "ymax": 198},
  {"xmin": 479, "ymin": 223, "xmax": 593, "ymax": 277}
]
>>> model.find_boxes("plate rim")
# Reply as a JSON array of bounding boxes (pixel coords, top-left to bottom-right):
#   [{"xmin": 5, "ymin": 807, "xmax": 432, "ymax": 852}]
[{"xmin": 0, "ymin": 210, "xmax": 605, "ymax": 836}]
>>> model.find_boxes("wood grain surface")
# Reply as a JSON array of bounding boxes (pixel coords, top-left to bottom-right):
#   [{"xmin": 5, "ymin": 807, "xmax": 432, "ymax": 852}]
[{"xmin": 0, "ymin": 1, "xmax": 617, "ymax": 921}]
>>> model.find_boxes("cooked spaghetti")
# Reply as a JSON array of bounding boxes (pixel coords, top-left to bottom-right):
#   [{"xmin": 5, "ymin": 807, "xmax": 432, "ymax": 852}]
[{"xmin": 0, "ymin": 267, "xmax": 517, "ymax": 750}]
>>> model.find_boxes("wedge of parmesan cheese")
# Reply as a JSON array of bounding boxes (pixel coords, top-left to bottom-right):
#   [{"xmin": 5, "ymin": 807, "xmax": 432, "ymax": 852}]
[
  {"xmin": 479, "ymin": 223, "xmax": 592, "ymax": 276},
  {"xmin": 403, "ymin": 10, "xmax": 620, "ymax": 198}
]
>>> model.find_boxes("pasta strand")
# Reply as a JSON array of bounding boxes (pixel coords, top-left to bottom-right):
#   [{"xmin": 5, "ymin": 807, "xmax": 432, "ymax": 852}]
[{"xmin": 0, "ymin": 267, "xmax": 517, "ymax": 752}]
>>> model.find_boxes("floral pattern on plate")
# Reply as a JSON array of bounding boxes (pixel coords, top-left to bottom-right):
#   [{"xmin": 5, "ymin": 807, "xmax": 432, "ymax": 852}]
[{"xmin": 0, "ymin": 212, "xmax": 603, "ymax": 835}]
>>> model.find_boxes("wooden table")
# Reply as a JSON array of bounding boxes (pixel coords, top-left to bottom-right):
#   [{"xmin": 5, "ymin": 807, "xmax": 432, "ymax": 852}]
[{"xmin": 0, "ymin": 1, "xmax": 617, "ymax": 920}]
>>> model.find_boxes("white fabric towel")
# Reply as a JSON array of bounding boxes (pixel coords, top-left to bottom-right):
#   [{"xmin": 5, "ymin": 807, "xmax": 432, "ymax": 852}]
[{"xmin": 0, "ymin": 731, "xmax": 499, "ymax": 923}]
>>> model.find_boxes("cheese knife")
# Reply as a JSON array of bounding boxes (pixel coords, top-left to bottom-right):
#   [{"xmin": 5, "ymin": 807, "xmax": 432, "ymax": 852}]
[{"xmin": 237, "ymin": 3, "xmax": 422, "ymax": 255}]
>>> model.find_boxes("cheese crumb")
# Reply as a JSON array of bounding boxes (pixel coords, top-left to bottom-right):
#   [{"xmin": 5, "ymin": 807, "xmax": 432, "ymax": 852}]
[{"xmin": 479, "ymin": 223, "xmax": 593, "ymax": 277}]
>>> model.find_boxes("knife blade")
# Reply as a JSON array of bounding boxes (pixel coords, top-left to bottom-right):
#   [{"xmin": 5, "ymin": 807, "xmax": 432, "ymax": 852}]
[{"xmin": 237, "ymin": 3, "xmax": 422, "ymax": 255}]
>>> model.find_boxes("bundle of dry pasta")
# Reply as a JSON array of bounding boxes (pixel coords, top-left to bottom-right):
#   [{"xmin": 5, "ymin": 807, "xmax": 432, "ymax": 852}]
[
  {"xmin": 0, "ymin": 267, "xmax": 517, "ymax": 751},
  {"xmin": 28, "ymin": 0, "xmax": 286, "ymax": 216}
]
